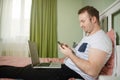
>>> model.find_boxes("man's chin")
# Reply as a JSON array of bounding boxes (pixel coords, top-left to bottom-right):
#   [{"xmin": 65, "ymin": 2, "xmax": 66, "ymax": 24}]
[{"xmin": 83, "ymin": 30, "xmax": 87, "ymax": 33}]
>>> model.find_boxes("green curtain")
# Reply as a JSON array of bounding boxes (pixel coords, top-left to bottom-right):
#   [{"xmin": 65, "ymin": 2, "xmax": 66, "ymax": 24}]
[{"xmin": 30, "ymin": 0, "xmax": 58, "ymax": 58}]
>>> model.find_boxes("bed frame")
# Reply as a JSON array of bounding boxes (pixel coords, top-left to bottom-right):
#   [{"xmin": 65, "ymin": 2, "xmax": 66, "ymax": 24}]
[
  {"xmin": 100, "ymin": 0, "xmax": 120, "ymax": 77},
  {"xmin": 100, "ymin": 0, "xmax": 120, "ymax": 31}
]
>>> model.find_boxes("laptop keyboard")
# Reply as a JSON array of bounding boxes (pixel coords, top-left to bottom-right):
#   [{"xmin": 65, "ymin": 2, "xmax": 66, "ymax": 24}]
[{"xmin": 37, "ymin": 63, "xmax": 51, "ymax": 66}]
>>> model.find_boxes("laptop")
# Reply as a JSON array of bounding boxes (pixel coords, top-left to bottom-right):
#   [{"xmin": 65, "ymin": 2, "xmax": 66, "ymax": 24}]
[{"xmin": 28, "ymin": 41, "xmax": 61, "ymax": 68}]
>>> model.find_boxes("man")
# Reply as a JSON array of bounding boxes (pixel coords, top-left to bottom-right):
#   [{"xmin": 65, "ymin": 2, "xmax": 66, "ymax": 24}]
[
  {"xmin": 0, "ymin": 6, "xmax": 112, "ymax": 80},
  {"xmin": 59, "ymin": 6, "xmax": 112, "ymax": 80}
]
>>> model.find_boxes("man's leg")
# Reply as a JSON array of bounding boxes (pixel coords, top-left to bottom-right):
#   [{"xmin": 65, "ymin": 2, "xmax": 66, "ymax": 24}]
[
  {"xmin": 0, "ymin": 64, "xmax": 84, "ymax": 80},
  {"xmin": 56, "ymin": 64, "xmax": 84, "ymax": 80},
  {"xmin": 0, "ymin": 65, "xmax": 24, "ymax": 79},
  {"xmin": 20, "ymin": 64, "xmax": 84, "ymax": 80},
  {"xmin": 0, "ymin": 65, "xmax": 61, "ymax": 80}
]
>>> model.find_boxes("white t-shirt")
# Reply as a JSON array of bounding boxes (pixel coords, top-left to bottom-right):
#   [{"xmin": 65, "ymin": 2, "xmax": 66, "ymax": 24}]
[{"xmin": 64, "ymin": 30, "xmax": 112, "ymax": 80}]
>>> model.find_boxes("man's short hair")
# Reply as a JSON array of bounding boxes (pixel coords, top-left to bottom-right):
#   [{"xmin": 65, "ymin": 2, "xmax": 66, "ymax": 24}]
[{"xmin": 78, "ymin": 6, "xmax": 100, "ymax": 25}]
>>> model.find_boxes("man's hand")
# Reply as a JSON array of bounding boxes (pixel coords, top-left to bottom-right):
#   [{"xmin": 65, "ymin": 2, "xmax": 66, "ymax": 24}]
[{"xmin": 58, "ymin": 43, "xmax": 74, "ymax": 57}]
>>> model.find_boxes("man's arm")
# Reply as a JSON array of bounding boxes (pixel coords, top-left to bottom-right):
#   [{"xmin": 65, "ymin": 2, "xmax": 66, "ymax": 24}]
[{"xmin": 59, "ymin": 45, "xmax": 107, "ymax": 78}]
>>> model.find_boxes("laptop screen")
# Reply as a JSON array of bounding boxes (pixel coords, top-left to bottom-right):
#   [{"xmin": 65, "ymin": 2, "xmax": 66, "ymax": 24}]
[{"xmin": 28, "ymin": 41, "xmax": 40, "ymax": 66}]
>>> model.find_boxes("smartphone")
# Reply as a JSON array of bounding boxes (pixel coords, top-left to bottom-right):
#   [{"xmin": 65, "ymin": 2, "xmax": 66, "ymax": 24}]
[
  {"xmin": 58, "ymin": 41, "xmax": 64, "ymax": 49},
  {"xmin": 58, "ymin": 41, "xmax": 62, "ymax": 45}
]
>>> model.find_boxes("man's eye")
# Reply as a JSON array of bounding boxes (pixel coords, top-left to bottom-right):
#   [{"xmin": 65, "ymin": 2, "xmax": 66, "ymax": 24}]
[{"xmin": 81, "ymin": 20, "xmax": 85, "ymax": 23}]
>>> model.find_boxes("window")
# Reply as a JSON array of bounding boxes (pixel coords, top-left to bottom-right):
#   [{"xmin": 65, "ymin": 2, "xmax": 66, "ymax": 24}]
[
  {"xmin": 0, "ymin": 0, "xmax": 32, "ymax": 41},
  {"xmin": 0, "ymin": 0, "xmax": 32, "ymax": 56}
]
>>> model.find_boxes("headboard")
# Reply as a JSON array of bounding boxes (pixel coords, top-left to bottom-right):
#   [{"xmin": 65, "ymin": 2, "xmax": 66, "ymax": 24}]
[
  {"xmin": 100, "ymin": 0, "xmax": 120, "ymax": 76},
  {"xmin": 100, "ymin": 0, "xmax": 120, "ymax": 31}
]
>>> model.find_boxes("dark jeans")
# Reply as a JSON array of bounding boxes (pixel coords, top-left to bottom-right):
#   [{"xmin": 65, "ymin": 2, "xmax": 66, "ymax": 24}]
[{"xmin": 0, "ymin": 64, "xmax": 84, "ymax": 80}]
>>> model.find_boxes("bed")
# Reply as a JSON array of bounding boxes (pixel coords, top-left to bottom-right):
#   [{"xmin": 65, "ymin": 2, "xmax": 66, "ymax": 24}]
[
  {"xmin": 0, "ymin": 56, "xmax": 64, "ymax": 67},
  {"xmin": 0, "ymin": 28, "xmax": 116, "ymax": 80}
]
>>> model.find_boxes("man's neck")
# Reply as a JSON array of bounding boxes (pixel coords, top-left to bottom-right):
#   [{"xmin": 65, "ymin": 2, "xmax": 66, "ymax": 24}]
[{"xmin": 86, "ymin": 25, "xmax": 101, "ymax": 36}]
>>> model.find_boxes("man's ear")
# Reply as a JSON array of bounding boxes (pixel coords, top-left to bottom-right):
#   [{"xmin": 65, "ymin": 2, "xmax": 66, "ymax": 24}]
[{"xmin": 91, "ymin": 16, "xmax": 97, "ymax": 24}]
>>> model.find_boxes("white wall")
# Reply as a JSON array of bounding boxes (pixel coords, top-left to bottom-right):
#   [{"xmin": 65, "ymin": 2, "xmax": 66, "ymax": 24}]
[{"xmin": 57, "ymin": 0, "xmax": 83, "ymax": 57}]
